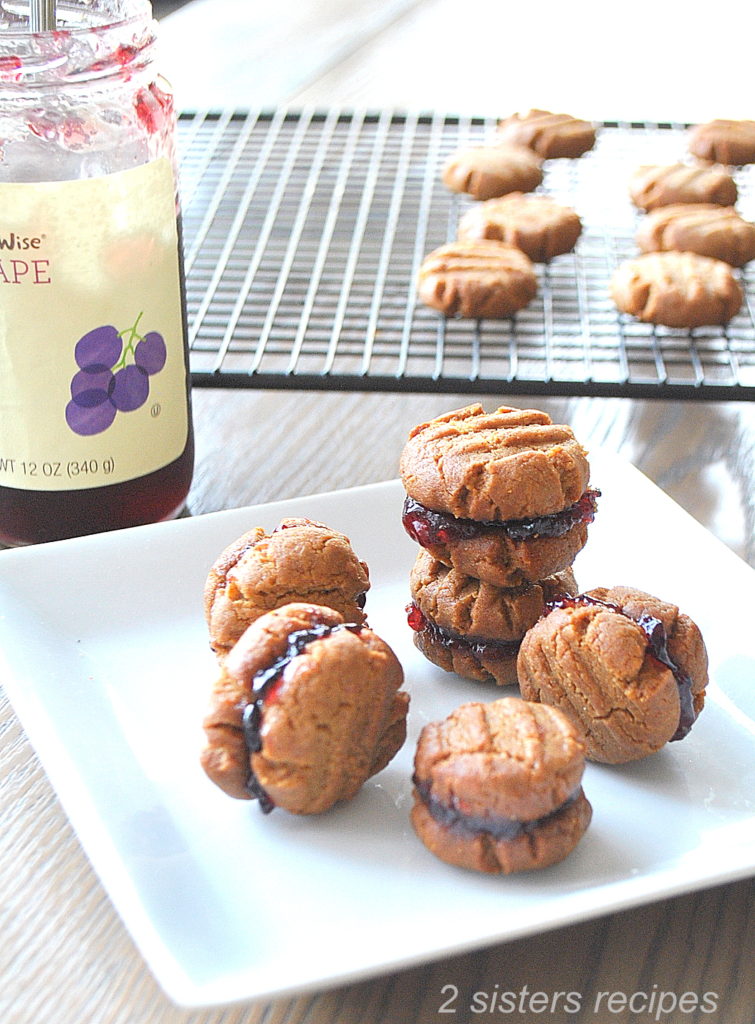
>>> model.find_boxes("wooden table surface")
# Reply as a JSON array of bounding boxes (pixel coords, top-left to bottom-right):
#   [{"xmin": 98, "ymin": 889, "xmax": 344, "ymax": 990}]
[{"xmin": 2, "ymin": 2, "xmax": 754, "ymax": 1022}]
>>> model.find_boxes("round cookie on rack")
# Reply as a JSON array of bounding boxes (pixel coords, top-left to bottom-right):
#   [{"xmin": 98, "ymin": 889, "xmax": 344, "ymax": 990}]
[
  {"xmin": 636, "ymin": 203, "xmax": 755, "ymax": 268},
  {"xmin": 200, "ymin": 603, "xmax": 409, "ymax": 814},
  {"xmin": 411, "ymin": 697, "xmax": 593, "ymax": 873},
  {"xmin": 400, "ymin": 404, "xmax": 597, "ymax": 587},
  {"xmin": 517, "ymin": 586, "xmax": 709, "ymax": 764},
  {"xmin": 457, "ymin": 192, "xmax": 582, "ymax": 263},
  {"xmin": 407, "ymin": 549, "xmax": 577, "ymax": 686},
  {"xmin": 611, "ymin": 251, "xmax": 743, "ymax": 327},
  {"xmin": 417, "ymin": 240, "xmax": 538, "ymax": 319},
  {"xmin": 628, "ymin": 163, "xmax": 738, "ymax": 212},
  {"xmin": 204, "ymin": 517, "xmax": 370, "ymax": 657},
  {"xmin": 441, "ymin": 143, "xmax": 543, "ymax": 200},
  {"xmin": 688, "ymin": 118, "xmax": 755, "ymax": 165},
  {"xmin": 496, "ymin": 109, "xmax": 596, "ymax": 159}
]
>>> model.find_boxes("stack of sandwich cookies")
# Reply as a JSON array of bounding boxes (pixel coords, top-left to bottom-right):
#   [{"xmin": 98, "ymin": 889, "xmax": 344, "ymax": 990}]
[{"xmin": 400, "ymin": 404, "xmax": 598, "ymax": 685}]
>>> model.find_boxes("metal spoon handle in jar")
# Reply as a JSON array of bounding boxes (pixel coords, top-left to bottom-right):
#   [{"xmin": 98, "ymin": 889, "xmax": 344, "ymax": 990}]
[{"xmin": 29, "ymin": 0, "xmax": 56, "ymax": 31}]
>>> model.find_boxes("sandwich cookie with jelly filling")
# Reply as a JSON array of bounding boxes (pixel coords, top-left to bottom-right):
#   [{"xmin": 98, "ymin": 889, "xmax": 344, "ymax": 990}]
[
  {"xmin": 407, "ymin": 548, "xmax": 577, "ymax": 686},
  {"xmin": 200, "ymin": 603, "xmax": 409, "ymax": 814},
  {"xmin": 411, "ymin": 697, "xmax": 592, "ymax": 874},
  {"xmin": 400, "ymin": 404, "xmax": 598, "ymax": 587},
  {"xmin": 517, "ymin": 586, "xmax": 708, "ymax": 764},
  {"xmin": 204, "ymin": 517, "xmax": 370, "ymax": 657}
]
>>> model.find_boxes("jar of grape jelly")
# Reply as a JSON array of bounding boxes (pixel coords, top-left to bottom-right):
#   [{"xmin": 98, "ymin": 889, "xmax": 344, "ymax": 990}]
[{"xmin": 0, "ymin": 0, "xmax": 194, "ymax": 545}]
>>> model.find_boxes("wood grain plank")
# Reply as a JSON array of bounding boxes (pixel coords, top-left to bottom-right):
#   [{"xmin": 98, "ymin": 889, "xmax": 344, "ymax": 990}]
[{"xmin": 188, "ymin": 390, "xmax": 755, "ymax": 565}]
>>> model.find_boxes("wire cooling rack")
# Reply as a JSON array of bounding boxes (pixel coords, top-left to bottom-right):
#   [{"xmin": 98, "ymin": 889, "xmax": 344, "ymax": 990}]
[{"xmin": 178, "ymin": 109, "xmax": 755, "ymax": 399}]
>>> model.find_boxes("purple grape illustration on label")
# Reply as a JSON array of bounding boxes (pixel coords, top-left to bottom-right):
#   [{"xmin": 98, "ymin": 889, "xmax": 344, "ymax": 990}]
[
  {"xmin": 111, "ymin": 364, "xmax": 150, "ymax": 412},
  {"xmin": 66, "ymin": 313, "xmax": 167, "ymax": 436}
]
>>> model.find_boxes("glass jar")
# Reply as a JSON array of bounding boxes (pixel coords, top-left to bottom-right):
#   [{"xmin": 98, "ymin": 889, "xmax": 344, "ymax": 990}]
[{"xmin": 0, "ymin": 0, "xmax": 194, "ymax": 545}]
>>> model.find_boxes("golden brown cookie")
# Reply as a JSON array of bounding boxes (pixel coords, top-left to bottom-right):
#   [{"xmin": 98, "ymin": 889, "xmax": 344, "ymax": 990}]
[
  {"xmin": 688, "ymin": 118, "xmax": 755, "ymax": 165},
  {"xmin": 411, "ymin": 698, "xmax": 592, "ymax": 873},
  {"xmin": 400, "ymin": 404, "xmax": 591, "ymax": 523},
  {"xmin": 636, "ymin": 203, "xmax": 755, "ymax": 267},
  {"xmin": 402, "ymin": 492, "xmax": 593, "ymax": 588},
  {"xmin": 517, "ymin": 587, "xmax": 708, "ymax": 764},
  {"xmin": 457, "ymin": 192, "xmax": 582, "ymax": 262},
  {"xmin": 407, "ymin": 550, "xmax": 577, "ymax": 686},
  {"xmin": 400, "ymin": 405, "xmax": 596, "ymax": 586},
  {"xmin": 200, "ymin": 603, "xmax": 409, "ymax": 814},
  {"xmin": 496, "ymin": 109, "xmax": 596, "ymax": 159},
  {"xmin": 204, "ymin": 517, "xmax": 370, "ymax": 656},
  {"xmin": 441, "ymin": 143, "xmax": 543, "ymax": 200},
  {"xmin": 611, "ymin": 251, "xmax": 743, "ymax": 327},
  {"xmin": 417, "ymin": 240, "xmax": 537, "ymax": 318},
  {"xmin": 628, "ymin": 163, "xmax": 738, "ymax": 212}
]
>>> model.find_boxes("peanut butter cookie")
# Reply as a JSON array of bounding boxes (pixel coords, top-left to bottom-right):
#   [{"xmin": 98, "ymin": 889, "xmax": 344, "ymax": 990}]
[
  {"xmin": 611, "ymin": 251, "xmax": 743, "ymax": 327},
  {"xmin": 442, "ymin": 143, "xmax": 543, "ymax": 200},
  {"xmin": 204, "ymin": 517, "xmax": 370, "ymax": 656},
  {"xmin": 400, "ymin": 404, "xmax": 591, "ymax": 522},
  {"xmin": 628, "ymin": 163, "xmax": 738, "ymax": 212},
  {"xmin": 200, "ymin": 603, "xmax": 409, "ymax": 814},
  {"xmin": 688, "ymin": 118, "xmax": 755, "ymax": 165},
  {"xmin": 457, "ymin": 192, "xmax": 582, "ymax": 262},
  {"xmin": 517, "ymin": 587, "xmax": 708, "ymax": 764},
  {"xmin": 400, "ymin": 404, "xmax": 596, "ymax": 586},
  {"xmin": 407, "ymin": 550, "xmax": 577, "ymax": 686},
  {"xmin": 411, "ymin": 698, "xmax": 592, "ymax": 873},
  {"xmin": 402, "ymin": 492, "xmax": 594, "ymax": 588},
  {"xmin": 636, "ymin": 203, "xmax": 755, "ymax": 267},
  {"xmin": 496, "ymin": 109, "xmax": 596, "ymax": 159},
  {"xmin": 417, "ymin": 240, "xmax": 537, "ymax": 319}
]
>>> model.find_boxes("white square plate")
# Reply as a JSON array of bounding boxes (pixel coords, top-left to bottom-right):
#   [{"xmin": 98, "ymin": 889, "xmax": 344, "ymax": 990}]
[{"xmin": 1, "ymin": 450, "xmax": 754, "ymax": 1009}]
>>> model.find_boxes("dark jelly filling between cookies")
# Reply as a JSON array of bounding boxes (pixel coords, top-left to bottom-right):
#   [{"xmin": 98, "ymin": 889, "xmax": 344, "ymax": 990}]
[
  {"xmin": 406, "ymin": 602, "xmax": 520, "ymax": 661},
  {"xmin": 547, "ymin": 594, "xmax": 696, "ymax": 741},
  {"xmin": 413, "ymin": 775, "xmax": 580, "ymax": 841},
  {"xmin": 402, "ymin": 489, "xmax": 599, "ymax": 548},
  {"xmin": 242, "ymin": 621, "xmax": 364, "ymax": 813}
]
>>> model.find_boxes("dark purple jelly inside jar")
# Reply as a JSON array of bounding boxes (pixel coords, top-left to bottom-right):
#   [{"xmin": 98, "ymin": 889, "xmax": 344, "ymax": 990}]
[
  {"xmin": 241, "ymin": 621, "xmax": 363, "ymax": 812},
  {"xmin": 401, "ymin": 489, "xmax": 599, "ymax": 548},
  {"xmin": 546, "ymin": 594, "xmax": 697, "ymax": 741},
  {"xmin": 413, "ymin": 775, "xmax": 579, "ymax": 840},
  {"xmin": 406, "ymin": 602, "xmax": 520, "ymax": 662}
]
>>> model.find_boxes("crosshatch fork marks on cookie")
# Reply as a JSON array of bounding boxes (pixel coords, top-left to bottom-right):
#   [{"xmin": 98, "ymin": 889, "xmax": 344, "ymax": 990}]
[{"xmin": 178, "ymin": 110, "xmax": 755, "ymax": 399}]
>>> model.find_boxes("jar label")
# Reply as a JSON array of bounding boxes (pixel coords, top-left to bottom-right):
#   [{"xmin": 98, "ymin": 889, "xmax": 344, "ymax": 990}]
[{"xmin": 0, "ymin": 158, "xmax": 189, "ymax": 491}]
